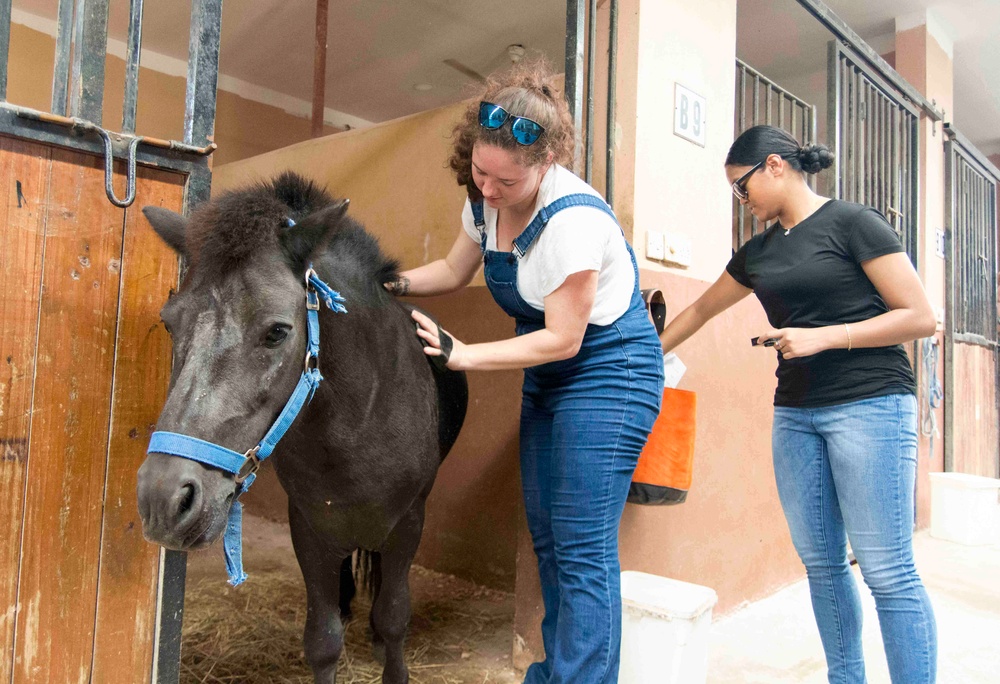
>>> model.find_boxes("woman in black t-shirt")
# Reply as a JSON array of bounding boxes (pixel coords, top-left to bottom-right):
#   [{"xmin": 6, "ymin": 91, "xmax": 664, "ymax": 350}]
[{"xmin": 661, "ymin": 125, "xmax": 938, "ymax": 683}]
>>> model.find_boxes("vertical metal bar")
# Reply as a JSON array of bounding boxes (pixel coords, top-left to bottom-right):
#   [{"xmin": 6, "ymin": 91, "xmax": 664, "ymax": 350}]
[
  {"xmin": 739, "ymin": 65, "xmax": 746, "ymax": 132},
  {"xmin": 752, "ymin": 74, "xmax": 760, "ymax": 129},
  {"xmin": 0, "ymin": 0, "xmax": 13, "ymax": 102},
  {"xmin": 311, "ymin": 0, "xmax": 328, "ymax": 138},
  {"xmin": 605, "ymin": 0, "xmax": 617, "ymax": 208},
  {"xmin": 910, "ymin": 112, "xmax": 920, "ymax": 269},
  {"xmin": 565, "ymin": 0, "xmax": 585, "ymax": 173},
  {"xmin": 778, "ymin": 92, "xmax": 785, "ymax": 130},
  {"xmin": 765, "ymin": 82, "xmax": 772, "ymax": 125},
  {"xmin": 121, "ymin": 0, "xmax": 144, "ymax": 134},
  {"xmin": 184, "ymin": 0, "xmax": 224, "ymax": 146},
  {"xmin": 69, "ymin": 0, "xmax": 111, "ymax": 124},
  {"xmin": 51, "ymin": 0, "xmax": 74, "ymax": 113},
  {"xmin": 736, "ymin": 64, "xmax": 745, "ymax": 248},
  {"xmin": 826, "ymin": 40, "xmax": 846, "ymax": 199},
  {"xmin": 944, "ymin": 136, "xmax": 955, "ymax": 472},
  {"xmin": 852, "ymin": 66, "xmax": 861, "ymax": 203},
  {"xmin": 584, "ymin": 0, "xmax": 597, "ymax": 184}
]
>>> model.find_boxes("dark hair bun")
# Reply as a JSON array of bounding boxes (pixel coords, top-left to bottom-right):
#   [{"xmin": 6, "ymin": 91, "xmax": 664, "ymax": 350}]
[{"xmin": 797, "ymin": 144, "xmax": 834, "ymax": 174}]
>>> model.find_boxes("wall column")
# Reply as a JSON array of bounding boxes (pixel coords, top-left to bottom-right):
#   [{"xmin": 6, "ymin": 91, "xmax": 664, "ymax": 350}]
[{"xmin": 894, "ymin": 9, "xmax": 954, "ymax": 525}]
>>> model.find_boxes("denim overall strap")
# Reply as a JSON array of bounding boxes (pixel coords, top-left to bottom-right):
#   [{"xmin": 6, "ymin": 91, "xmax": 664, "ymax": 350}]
[
  {"xmin": 511, "ymin": 193, "xmax": 617, "ymax": 258},
  {"xmin": 471, "ymin": 200, "xmax": 488, "ymax": 252}
]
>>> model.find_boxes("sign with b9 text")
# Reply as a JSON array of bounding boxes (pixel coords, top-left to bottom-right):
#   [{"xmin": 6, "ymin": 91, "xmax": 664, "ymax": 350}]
[{"xmin": 674, "ymin": 84, "xmax": 707, "ymax": 147}]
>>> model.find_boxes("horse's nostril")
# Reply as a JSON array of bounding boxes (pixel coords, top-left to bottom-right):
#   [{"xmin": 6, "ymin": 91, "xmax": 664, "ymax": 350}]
[{"xmin": 177, "ymin": 483, "xmax": 197, "ymax": 519}]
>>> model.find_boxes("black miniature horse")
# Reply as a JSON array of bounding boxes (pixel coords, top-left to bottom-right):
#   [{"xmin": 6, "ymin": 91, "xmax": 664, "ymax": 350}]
[{"xmin": 136, "ymin": 172, "xmax": 468, "ymax": 683}]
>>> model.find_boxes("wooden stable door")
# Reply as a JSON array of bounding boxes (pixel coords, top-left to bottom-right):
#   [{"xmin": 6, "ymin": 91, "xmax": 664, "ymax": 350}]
[{"xmin": 0, "ymin": 135, "xmax": 182, "ymax": 683}]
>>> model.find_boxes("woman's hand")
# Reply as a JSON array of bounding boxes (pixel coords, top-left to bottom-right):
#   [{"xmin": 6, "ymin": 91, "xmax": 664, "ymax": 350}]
[
  {"xmin": 754, "ymin": 326, "xmax": 840, "ymax": 359},
  {"xmin": 411, "ymin": 310, "xmax": 465, "ymax": 370}
]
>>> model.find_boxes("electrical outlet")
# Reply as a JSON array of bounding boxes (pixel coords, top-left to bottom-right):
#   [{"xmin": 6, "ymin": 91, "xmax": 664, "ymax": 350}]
[
  {"xmin": 646, "ymin": 230, "xmax": 665, "ymax": 260},
  {"xmin": 662, "ymin": 233, "xmax": 692, "ymax": 268}
]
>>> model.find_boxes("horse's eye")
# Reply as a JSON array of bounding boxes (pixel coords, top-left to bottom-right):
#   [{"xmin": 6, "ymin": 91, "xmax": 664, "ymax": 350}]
[{"xmin": 264, "ymin": 324, "xmax": 290, "ymax": 348}]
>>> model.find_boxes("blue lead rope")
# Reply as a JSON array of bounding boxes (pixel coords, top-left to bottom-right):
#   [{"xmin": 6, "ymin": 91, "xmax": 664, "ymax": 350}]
[{"xmin": 147, "ymin": 263, "xmax": 346, "ymax": 585}]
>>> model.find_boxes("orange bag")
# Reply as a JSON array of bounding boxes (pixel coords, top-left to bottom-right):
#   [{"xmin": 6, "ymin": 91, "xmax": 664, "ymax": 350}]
[{"xmin": 628, "ymin": 387, "xmax": 697, "ymax": 505}]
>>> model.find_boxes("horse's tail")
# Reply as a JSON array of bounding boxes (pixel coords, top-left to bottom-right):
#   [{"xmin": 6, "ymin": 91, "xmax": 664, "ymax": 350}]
[{"xmin": 353, "ymin": 548, "xmax": 378, "ymax": 600}]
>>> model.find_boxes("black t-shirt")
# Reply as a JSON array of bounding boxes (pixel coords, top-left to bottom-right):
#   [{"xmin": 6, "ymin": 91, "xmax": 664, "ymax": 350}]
[{"xmin": 727, "ymin": 199, "xmax": 916, "ymax": 408}]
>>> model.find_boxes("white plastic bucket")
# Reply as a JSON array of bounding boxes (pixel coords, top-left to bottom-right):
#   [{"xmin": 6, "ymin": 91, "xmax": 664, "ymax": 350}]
[
  {"xmin": 619, "ymin": 571, "xmax": 718, "ymax": 684},
  {"xmin": 929, "ymin": 472, "xmax": 1000, "ymax": 546}
]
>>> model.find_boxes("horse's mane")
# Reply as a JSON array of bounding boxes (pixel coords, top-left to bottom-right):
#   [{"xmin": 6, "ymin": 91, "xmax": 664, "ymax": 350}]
[{"xmin": 187, "ymin": 171, "xmax": 400, "ymax": 288}]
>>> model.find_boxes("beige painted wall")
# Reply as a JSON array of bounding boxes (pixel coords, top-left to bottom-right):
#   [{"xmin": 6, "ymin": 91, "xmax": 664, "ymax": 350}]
[
  {"xmin": 631, "ymin": 0, "xmax": 739, "ymax": 282},
  {"xmin": 4, "ymin": 22, "xmax": 341, "ymax": 168},
  {"xmin": 213, "ymin": 100, "xmax": 470, "ymax": 271}
]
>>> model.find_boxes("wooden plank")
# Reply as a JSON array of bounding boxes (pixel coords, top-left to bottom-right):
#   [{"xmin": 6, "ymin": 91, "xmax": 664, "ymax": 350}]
[
  {"xmin": 90, "ymin": 166, "xmax": 184, "ymax": 683},
  {"xmin": 0, "ymin": 136, "xmax": 51, "ymax": 684},
  {"xmin": 13, "ymin": 147, "xmax": 124, "ymax": 684}
]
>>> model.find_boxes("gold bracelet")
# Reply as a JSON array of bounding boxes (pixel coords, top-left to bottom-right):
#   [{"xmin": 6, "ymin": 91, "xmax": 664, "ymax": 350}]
[{"xmin": 844, "ymin": 323, "xmax": 852, "ymax": 351}]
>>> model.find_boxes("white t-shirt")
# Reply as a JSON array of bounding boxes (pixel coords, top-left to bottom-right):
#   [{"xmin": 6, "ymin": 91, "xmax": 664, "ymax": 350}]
[{"xmin": 461, "ymin": 164, "xmax": 634, "ymax": 326}]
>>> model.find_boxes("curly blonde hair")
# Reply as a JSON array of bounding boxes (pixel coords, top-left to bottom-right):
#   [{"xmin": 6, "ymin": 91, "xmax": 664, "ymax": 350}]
[{"xmin": 448, "ymin": 59, "xmax": 575, "ymax": 201}]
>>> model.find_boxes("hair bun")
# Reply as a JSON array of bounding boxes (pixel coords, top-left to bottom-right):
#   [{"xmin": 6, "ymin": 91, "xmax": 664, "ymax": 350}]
[{"xmin": 798, "ymin": 143, "xmax": 834, "ymax": 174}]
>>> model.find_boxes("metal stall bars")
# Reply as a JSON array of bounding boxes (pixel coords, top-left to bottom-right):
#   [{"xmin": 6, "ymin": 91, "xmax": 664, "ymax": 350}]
[
  {"xmin": 733, "ymin": 59, "xmax": 817, "ymax": 251},
  {"xmin": 565, "ymin": 0, "xmax": 617, "ymax": 207},
  {"xmin": 0, "ymin": 0, "xmax": 222, "ymax": 682},
  {"xmin": 943, "ymin": 125, "xmax": 1000, "ymax": 477}
]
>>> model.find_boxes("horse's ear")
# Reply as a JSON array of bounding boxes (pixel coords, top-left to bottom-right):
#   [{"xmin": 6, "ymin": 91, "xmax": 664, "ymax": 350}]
[
  {"xmin": 281, "ymin": 199, "xmax": 350, "ymax": 273},
  {"xmin": 142, "ymin": 206, "xmax": 188, "ymax": 255}
]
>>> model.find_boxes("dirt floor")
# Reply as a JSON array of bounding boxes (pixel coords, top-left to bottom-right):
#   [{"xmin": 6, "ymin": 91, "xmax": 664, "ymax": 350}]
[{"xmin": 182, "ymin": 514, "xmax": 520, "ymax": 684}]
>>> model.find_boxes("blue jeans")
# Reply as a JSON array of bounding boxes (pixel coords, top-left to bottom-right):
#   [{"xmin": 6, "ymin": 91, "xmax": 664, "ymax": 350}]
[
  {"xmin": 519, "ymin": 310, "xmax": 662, "ymax": 684},
  {"xmin": 772, "ymin": 393, "xmax": 937, "ymax": 684}
]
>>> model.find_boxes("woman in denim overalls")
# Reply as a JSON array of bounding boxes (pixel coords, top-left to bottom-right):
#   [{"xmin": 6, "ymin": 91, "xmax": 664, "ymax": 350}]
[{"xmin": 387, "ymin": 63, "xmax": 662, "ymax": 683}]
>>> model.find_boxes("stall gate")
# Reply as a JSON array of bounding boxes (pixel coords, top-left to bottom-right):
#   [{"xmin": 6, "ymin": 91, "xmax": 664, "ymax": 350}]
[
  {"xmin": 733, "ymin": 59, "xmax": 817, "ymax": 250},
  {"xmin": 827, "ymin": 40, "xmax": 920, "ymax": 266},
  {"xmin": 0, "ymin": 0, "xmax": 222, "ymax": 681},
  {"xmin": 944, "ymin": 125, "xmax": 1000, "ymax": 478}
]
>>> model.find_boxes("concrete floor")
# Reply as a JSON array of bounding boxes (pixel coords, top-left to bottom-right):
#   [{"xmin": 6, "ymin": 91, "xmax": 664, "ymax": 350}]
[{"xmin": 707, "ymin": 531, "xmax": 1000, "ymax": 683}]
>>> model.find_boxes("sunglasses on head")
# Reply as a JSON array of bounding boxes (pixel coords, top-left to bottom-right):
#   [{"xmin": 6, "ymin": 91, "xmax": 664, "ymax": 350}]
[
  {"xmin": 478, "ymin": 102, "xmax": 545, "ymax": 146},
  {"xmin": 732, "ymin": 160, "xmax": 765, "ymax": 200}
]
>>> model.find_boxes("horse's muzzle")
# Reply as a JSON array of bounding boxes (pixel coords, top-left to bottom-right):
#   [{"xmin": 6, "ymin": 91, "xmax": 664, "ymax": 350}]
[{"xmin": 137, "ymin": 452, "xmax": 233, "ymax": 550}]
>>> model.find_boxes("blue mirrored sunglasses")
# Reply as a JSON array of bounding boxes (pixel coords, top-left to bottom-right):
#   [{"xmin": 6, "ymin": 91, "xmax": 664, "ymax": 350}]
[{"xmin": 478, "ymin": 101, "xmax": 545, "ymax": 146}]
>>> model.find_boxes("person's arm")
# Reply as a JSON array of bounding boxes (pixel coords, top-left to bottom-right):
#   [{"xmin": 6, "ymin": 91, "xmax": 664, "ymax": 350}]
[
  {"xmin": 755, "ymin": 252, "xmax": 936, "ymax": 359},
  {"xmin": 411, "ymin": 270, "xmax": 598, "ymax": 371},
  {"xmin": 661, "ymin": 271, "xmax": 753, "ymax": 353},
  {"xmin": 386, "ymin": 231, "xmax": 483, "ymax": 297}
]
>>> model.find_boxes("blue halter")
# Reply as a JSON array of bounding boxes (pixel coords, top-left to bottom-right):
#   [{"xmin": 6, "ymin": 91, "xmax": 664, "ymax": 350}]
[{"xmin": 146, "ymin": 263, "xmax": 347, "ymax": 586}]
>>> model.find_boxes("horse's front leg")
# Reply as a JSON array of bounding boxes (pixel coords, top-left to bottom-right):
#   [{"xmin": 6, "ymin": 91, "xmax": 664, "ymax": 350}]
[
  {"xmin": 371, "ymin": 501, "xmax": 426, "ymax": 684},
  {"xmin": 289, "ymin": 503, "xmax": 349, "ymax": 684}
]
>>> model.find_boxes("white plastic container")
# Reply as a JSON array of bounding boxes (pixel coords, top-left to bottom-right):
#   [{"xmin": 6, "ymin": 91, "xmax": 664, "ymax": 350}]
[
  {"xmin": 930, "ymin": 472, "xmax": 1000, "ymax": 546},
  {"xmin": 619, "ymin": 571, "xmax": 718, "ymax": 684}
]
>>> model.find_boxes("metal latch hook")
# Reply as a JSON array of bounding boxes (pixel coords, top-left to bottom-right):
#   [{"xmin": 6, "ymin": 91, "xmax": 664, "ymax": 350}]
[{"xmin": 94, "ymin": 127, "xmax": 142, "ymax": 208}]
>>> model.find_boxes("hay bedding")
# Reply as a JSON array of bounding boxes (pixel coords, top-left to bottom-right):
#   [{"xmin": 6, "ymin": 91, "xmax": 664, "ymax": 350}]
[{"xmin": 181, "ymin": 565, "xmax": 516, "ymax": 684}]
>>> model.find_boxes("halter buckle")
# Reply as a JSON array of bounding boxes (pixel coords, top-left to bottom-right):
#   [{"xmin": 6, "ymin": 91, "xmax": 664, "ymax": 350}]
[
  {"xmin": 304, "ymin": 268, "xmax": 320, "ymax": 310},
  {"xmin": 304, "ymin": 350, "xmax": 319, "ymax": 372},
  {"xmin": 235, "ymin": 445, "xmax": 261, "ymax": 484}
]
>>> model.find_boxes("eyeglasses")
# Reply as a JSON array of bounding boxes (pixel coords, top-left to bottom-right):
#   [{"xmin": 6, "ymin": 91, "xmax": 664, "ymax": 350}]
[
  {"xmin": 732, "ymin": 161, "xmax": 764, "ymax": 200},
  {"xmin": 478, "ymin": 102, "xmax": 545, "ymax": 146}
]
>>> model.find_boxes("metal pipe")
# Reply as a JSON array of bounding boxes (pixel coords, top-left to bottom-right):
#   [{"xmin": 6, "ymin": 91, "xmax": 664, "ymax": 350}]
[
  {"xmin": 70, "ymin": 0, "xmax": 111, "ymax": 124},
  {"xmin": 51, "ymin": 0, "xmax": 74, "ymax": 113},
  {"xmin": 584, "ymin": 0, "xmax": 596, "ymax": 183},
  {"xmin": 10, "ymin": 104, "xmax": 216, "ymax": 155},
  {"xmin": 122, "ymin": 0, "xmax": 144, "ymax": 134},
  {"xmin": 1, "ymin": 0, "xmax": 13, "ymax": 102},
  {"xmin": 565, "ymin": 0, "xmax": 584, "ymax": 173},
  {"xmin": 184, "ymin": 0, "xmax": 223, "ymax": 146},
  {"xmin": 311, "ymin": 0, "xmax": 328, "ymax": 138},
  {"xmin": 605, "ymin": 0, "xmax": 617, "ymax": 208}
]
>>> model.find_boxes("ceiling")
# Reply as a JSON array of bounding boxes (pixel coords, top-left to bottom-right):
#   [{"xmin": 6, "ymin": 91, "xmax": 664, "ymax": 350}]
[{"xmin": 11, "ymin": 0, "xmax": 1000, "ymax": 156}]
